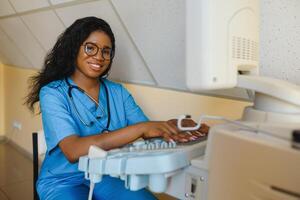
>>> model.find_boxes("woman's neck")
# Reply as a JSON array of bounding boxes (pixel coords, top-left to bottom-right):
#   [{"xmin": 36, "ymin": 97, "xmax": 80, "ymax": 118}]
[{"xmin": 71, "ymin": 73, "xmax": 100, "ymax": 92}]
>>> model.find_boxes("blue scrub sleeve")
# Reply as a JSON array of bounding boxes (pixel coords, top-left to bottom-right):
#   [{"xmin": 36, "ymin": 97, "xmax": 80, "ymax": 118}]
[
  {"xmin": 40, "ymin": 86, "xmax": 80, "ymax": 153},
  {"xmin": 121, "ymin": 85, "xmax": 149, "ymax": 125}
]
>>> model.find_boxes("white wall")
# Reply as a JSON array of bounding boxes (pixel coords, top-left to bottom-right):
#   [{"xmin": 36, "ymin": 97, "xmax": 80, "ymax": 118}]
[{"xmin": 260, "ymin": 0, "xmax": 300, "ymax": 85}]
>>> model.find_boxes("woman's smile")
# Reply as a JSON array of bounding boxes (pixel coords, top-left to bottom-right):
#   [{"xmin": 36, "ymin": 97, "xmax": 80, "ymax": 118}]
[{"xmin": 87, "ymin": 61, "xmax": 103, "ymax": 70}]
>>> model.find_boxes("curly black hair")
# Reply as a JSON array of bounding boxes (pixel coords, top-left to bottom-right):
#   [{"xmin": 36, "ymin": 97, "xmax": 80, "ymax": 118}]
[{"xmin": 25, "ymin": 16, "xmax": 115, "ymax": 112}]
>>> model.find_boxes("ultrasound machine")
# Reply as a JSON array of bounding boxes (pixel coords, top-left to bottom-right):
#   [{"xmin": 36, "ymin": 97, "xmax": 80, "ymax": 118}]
[{"xmin": 79, "ymin": 0, "xmax": 300, "ymax": 199}]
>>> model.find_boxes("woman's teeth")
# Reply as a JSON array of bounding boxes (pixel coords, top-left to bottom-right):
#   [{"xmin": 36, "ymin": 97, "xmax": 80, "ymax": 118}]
[{"xmin": 90, "ymin": 63, "xmax": 101, "ymax": 68}]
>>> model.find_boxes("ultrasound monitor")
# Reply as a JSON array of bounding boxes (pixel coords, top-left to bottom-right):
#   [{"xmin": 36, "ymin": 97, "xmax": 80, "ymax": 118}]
[{"xmin": 186, "ymin": 0, "xmax": 259, "ymax": 91}]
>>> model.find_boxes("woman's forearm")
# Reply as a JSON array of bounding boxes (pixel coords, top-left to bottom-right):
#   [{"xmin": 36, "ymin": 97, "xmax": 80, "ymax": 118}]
[
  {"xmin": 59, "ymin": 122, "xmax": 146, "ymax": 163},
  {"xmin": 94, "ymin": 122, "xmax": 146, "ymax": 150}
]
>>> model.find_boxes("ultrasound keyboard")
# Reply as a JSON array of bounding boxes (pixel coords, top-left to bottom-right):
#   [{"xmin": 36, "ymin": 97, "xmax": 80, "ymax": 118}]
[{"xmin": 79, "ymin": 138, "xmax": 207, "ymax": 193}]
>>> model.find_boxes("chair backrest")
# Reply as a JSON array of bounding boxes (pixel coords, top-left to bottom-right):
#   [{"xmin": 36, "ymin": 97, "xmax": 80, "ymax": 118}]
[
  {"xmin": 32, "ymin": 130, "xmax": 46, "ymax": 200},
  {"xmin": 37, "ymin": 130, "xmax": 47, "ymax": 158}
]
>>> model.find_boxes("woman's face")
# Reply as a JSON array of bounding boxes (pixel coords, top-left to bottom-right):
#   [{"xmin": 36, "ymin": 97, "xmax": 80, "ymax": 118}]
[{"xmin": 75, "ymin": 31, "xmax": 112, "ymax": 80}]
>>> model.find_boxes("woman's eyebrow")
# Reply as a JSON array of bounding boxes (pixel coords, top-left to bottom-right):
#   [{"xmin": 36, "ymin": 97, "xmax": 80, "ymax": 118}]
[
  {"xmin": 102, "ymin": 45, "xmax": 112, "ymax": 49},
  {"xmin": 87, "ymin": 41, "xmax": 112, "ymax": 48}
]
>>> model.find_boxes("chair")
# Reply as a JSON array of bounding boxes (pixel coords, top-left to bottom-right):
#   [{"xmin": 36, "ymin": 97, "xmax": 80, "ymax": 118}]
[{"xmin": 32, "ymin": 131, "xmax": 46, "ymax": 200}]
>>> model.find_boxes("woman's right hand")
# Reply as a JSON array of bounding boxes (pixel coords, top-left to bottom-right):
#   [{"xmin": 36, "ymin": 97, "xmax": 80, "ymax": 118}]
[
  {"xmin": 140, "ymin": 121, "xmax": 195, "ymax": 143},
  {"xmin": 140, "ymin": 121, "xmax": 177, "ymax": 140}
]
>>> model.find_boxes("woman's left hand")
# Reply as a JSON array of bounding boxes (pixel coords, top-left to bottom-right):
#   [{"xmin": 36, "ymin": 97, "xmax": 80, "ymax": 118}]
[{"xmin": 167, "ymin": 118, "xmax": 210, "ymax": 143}]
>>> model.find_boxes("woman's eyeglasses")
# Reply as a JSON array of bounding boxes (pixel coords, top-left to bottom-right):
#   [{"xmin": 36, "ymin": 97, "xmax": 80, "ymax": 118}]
[{"xmin": 83, "ymin": 42, "xmax": 114, "ymax": 60}]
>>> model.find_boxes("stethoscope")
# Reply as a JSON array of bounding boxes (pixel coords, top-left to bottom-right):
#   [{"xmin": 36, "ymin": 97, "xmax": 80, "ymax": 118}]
[{"xmin": 65, "ymin": 78, "xmax": 111, "ymax": 132}]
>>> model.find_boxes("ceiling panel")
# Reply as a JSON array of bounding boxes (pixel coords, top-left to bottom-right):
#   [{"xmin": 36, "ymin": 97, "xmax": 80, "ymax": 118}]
[
  {"xmin": 22, "ymin": 10, "xmax": 65, "ymax": 51},
  {"xmin": 49, "ymin": 0, "xmax": 76, "ymax": 5},
  {"xmin": 0, "ymin": 0, "xmax": 15, "ymax": 17},
  {"xmin": 112, "ymin": 0, "xmax": 186, "ymax": 89},
  {"xmin": 0, "ymin": 17, "xmax": 46, "ymax": 68},
  {"xmin": 55, "ymin": 0, "xmax": 155, "ymax": 85},
  {"xmin": 0, "ymin": 27, "xmax": 31, "ymax": 67},
  {"xmin": 9, "ymin": 0, "xmax": 49, "ymax": 13}
]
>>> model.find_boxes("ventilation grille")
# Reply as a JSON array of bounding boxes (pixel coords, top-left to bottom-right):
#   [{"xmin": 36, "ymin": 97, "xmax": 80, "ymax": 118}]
[{"xmin": 232, "ymin": 36, "xmax": 258, "ymax": 61}]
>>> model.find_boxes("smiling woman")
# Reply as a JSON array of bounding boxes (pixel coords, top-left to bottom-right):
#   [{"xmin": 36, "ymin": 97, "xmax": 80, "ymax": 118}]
[{"xmin": 24, "ymin": 16, "xmax": 204, "ymax": 200}]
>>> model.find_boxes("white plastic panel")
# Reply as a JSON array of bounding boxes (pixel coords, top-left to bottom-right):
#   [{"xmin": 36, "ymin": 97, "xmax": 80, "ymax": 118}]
[
  {"xmin": 55, "ymin": 0, "xmax": 155, "ymax": 85},
  {"xmin": 0, "ymin": 17, "xmax": 46, "ymax": 68},
  {"xmin": 8, "ymin": 0, "xmax": 49, "ymax": 13},
  {"xmin": 186, "ymin": 0, "xmax": 259, "ymax": 91},
  {"xmin": 0, "ymin": 27, "xmax": 31, "ymax": 67},
  {"xmin": 0, "ymin": 0, "xmax": 15, "ymax": 17},
  {"xmin": 50, "ymin": 0, "xmax": 76, "ymax": 5},
  {"xmin": 22, "ymin": 10, "xmax": 65, "ymax": 52},
  {"xmin": 203, "ymin": 88, "xmax": 250, "ymax": 100},
  {"xmin": 112, "ymin": 0, "xmax": 186, "ymax": 89}
]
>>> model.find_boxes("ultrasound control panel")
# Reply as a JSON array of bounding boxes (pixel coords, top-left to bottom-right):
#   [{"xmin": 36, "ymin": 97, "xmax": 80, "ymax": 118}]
[{"xmin": 79, "ymin": 138, "xmax": 207, "ymax": 193}]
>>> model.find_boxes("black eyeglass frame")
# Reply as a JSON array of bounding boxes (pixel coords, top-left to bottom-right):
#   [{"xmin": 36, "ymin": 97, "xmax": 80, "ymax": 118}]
[{"xmin": 82, "ymin": 42, "xmax": 115, "ymax": 61}]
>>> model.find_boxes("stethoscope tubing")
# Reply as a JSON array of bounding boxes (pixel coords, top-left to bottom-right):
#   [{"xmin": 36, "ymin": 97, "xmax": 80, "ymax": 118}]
[{"xmin": 65, "ymin": 78, "xmax": 111, "ymax": 132}]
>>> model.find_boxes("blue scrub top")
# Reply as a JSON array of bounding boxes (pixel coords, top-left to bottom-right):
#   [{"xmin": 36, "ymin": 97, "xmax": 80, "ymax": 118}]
[{"xmin": 38, "ymin": 78, "xmax": 148, "ymax": 180}]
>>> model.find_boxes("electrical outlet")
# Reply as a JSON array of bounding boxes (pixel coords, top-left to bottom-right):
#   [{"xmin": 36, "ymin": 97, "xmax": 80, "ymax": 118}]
[{"xmin": 12, "ymin": 121, "xmax": 22, "ymax": 130}]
